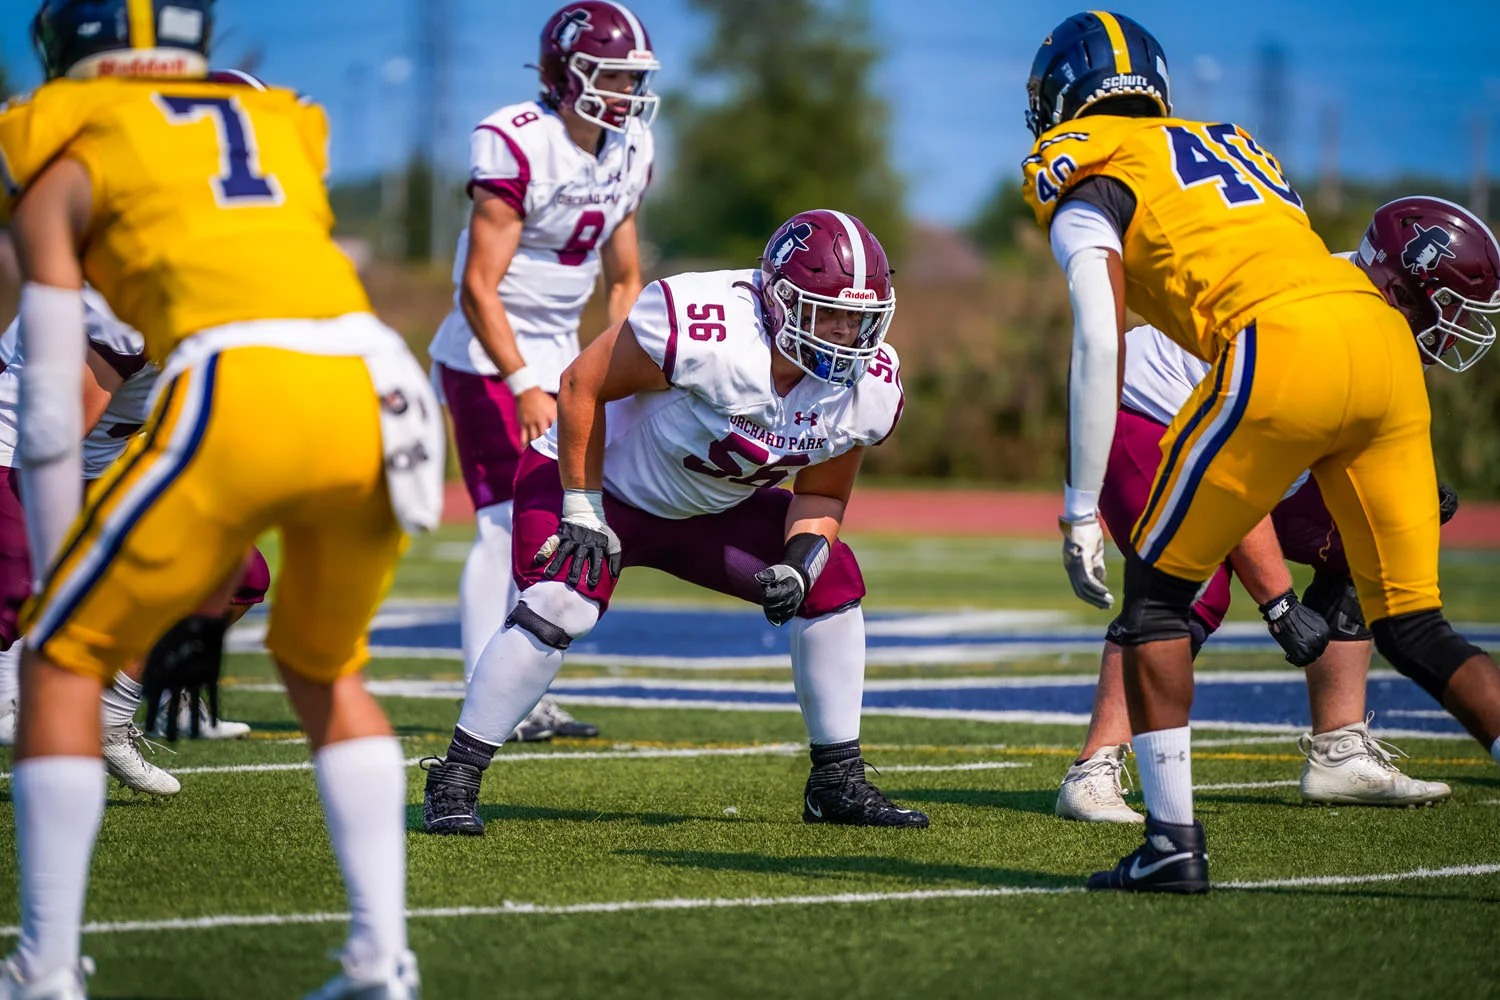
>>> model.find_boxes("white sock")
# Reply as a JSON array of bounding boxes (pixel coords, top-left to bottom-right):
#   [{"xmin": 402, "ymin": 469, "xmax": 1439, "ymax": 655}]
[
  {"xmin": 1133, "ymin": 726, "xmax": 1194, "ymax": 825},
  {"xmin": 100, "ymin": 672, "xmax": 143, "ymax": 729},
  {"xmin": 1491, "ymin": 736, "xmax": 1499, "ymax": 767},
  {"xmin": 12, "ymin": 757, "xmax": 106, "ymax": 980},
  {"xmin": 460, "ymin": 501, "xmax": 516, "ymax": 684},
  {"xmin": 313, "ymin": 736, "xmax": 408, "ymax": 979},
  {"xmin": 789, "ymin": 605, "xmax": 866, "ymax": 745},
  {"xmin": 458, "ymin": 625, "xmax": 565, "ymax": 744},
  {"xmin": 0, "ymin": 642, "xmax": 20, "ymax": 707}
]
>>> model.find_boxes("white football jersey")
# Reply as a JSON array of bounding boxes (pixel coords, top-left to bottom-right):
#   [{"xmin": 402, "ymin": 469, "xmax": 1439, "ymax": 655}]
[
  {"xmin": 429, "ymin": 100, "xmax": 655, "ymax": 390},
  {"xmin": 0, "ymin": 288, "xmax": 157, "ymax": 479},
  {"xmin": 533, "ymin": 269, "xmax": 904, "ymax": 520},
  {"xmin": 1120, "ymin": 323, "xmax": 1212, "ymax": 425}
]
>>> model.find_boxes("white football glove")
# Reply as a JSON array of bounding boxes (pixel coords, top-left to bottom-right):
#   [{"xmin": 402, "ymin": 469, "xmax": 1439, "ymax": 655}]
[{"xmin": 1059, "ymin": 515, "xmax": 1113, "ymax": 610}]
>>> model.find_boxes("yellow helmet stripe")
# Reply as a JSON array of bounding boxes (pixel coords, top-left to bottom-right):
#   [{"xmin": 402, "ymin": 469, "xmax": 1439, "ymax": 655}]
[
  {"xmin": 128, "ymin": 0, "xmax": 157, "ymax": 50},
  {"xmin": 1091, "ymin": 10, "xmax": 1132, "ymax": 75}
]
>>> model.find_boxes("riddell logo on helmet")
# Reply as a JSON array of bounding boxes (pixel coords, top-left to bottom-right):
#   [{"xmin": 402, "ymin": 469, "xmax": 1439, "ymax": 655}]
[
  {"xmin": 838, "ymin": 288, "xmax": 880, "ymax": 302},
  {"xmin": 93, "ymin": 54, "xmax": 196, "ymax": 77},
  {"xmin": 627, "ymin": 49, "xmax": 654, "ymax": 61}
]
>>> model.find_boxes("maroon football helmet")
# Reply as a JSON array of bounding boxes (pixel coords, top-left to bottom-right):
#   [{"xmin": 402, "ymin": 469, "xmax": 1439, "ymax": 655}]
[
  {"xmin": 538, "ymin": 2, "xmax": 659, "ymax": 133},
  {"xmin": 206, "ymin": 68, "xmax": 267, "ymax": 90},
  {"xmin": 760, "ymin": 210, "xmax": 896, "ymax": 388},
  {"xmin": 1356, "ymin": 196, "xmax": 1500, "ymax": 373}
]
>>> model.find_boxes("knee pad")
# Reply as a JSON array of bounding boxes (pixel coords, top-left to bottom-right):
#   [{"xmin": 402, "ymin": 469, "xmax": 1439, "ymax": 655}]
[
  {"xmin": 1301, "ymin": 570, "xmax": 1371, "ymax": 642},
  {"xmin": 506, "ymin": 580, "xmax": 600, "ymax": 650},
  {"xmin": 1111, "ymin": 558, "xmax": 1202, "ymax": 646},
  {"xmin": 1371, "ymin": 609, "xmax": 1484, "ymax": 701}
]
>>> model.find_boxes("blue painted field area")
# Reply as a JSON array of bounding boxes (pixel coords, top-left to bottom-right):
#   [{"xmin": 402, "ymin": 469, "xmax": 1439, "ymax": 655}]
[{"xmin": 273, "ymin": 601, "xmax": 1500, "ymax": 739}]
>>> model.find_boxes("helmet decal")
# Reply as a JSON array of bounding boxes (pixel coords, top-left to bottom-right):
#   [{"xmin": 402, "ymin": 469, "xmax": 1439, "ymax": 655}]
[
  {"xmin": 553, "ymin": 9, "xmax": 592, "ymax": 52},
  {"xmin": 1402, "ymin": 223, "xmax": 1458, "ymax": 276},
  {"xmin": 769, "ymin": 222, "xmax": 815, "ymax": 270}
]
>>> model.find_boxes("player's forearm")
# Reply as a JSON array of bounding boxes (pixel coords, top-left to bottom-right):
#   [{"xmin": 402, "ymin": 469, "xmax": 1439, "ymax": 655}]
[
  {"xmin": 459, "ymin": 282, "xmax": 527, "ymax": 377},
  {"xmin": 786, "ymin": 493, "xmax": 846, "ymax": 544},
  {"xmin": 1226, "ymin": 516, "xmax": 1293, "ymax": 604},
  {"xmin": 606, "ymin": 277, "xmax": 644, "ymax": 328},
  {"xmin": 555, "ymin": 363, "xmax": 607, "ymax": 492},
  {"xmin": 1063, "ymin": 246, "xmax": 1122, "ymax": 519}
]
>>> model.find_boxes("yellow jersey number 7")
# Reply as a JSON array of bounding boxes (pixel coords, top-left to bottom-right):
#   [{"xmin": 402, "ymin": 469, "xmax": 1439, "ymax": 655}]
[{"xmin": 152, "ymin": 94, "xmax": 285, "ymax": 208}]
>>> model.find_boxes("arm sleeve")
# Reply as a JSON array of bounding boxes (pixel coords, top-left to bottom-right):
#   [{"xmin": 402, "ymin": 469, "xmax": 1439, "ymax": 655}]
[
  {"xmin": 1062, "ymin": 248, "xmax": 1121, "ymax": 520},
  {"xmin": 17, "ymin": 283, "xmax": 85, "ymax": 576},
  {"xmin": 468, "ymin": 124, "xmax": 529, "ymax": 217},
  {"xmin": 1050, "ymin": 201, "xmax": 1123, "ymax": 268},
  {"xmin": 625, "ymin": 280, "xmax": 678, "ymax": 382}
]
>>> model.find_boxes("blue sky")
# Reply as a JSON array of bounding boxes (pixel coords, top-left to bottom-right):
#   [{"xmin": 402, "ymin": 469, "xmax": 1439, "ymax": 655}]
[{"xmin": 4, "ymin": 0, "xmax": 1499, "ymax": 223}]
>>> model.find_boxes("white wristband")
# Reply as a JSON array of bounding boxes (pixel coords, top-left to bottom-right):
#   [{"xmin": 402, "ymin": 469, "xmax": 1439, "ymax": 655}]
[
  {"xmin": 504, "ymin": 365, "xmax": 540, "ymax": 396},
  {"xmin": 561, "ymin": 488, "xmax": 607, "ymax": 528},
  {"xmin": 1063, "ymin": 485, "xmax": 1100, "ymax": 523}
]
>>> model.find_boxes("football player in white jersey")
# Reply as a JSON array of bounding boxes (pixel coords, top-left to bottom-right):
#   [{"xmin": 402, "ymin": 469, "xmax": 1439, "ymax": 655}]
[
  {"xmin": 428, "ymin": 1, "xmax": 658, "ymax": 741},
  {"xmin": 420, "ymin": 210, "xmax": 930, "ymax": 833},
  {"xmin": 1055, "ymin": 197, "xmax": 1500, "ymax": 823},
  {"xmin": 0, "ymin": 291, "xmax": 265, "ymax": 796}
]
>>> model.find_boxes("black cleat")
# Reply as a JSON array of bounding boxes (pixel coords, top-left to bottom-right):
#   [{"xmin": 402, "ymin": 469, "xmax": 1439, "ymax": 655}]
[
  {"xmin": 803, "ymin": 757, "xmax": 930, "ymax": 828},
  {"xmin": 421, "ymin": 756, "xmax": 485, "ymax": 835},
  {"xmin": 1087, "ymin": 816, "xmax": 1210, "ymax": 893}
]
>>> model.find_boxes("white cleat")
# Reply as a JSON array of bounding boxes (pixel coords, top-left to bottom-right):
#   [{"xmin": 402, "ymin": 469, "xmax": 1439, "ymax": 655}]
[
  {"xmin": 147, "ymin": 694, "xmax": 251, "ymax": 740},
  {"xmin": 303, "ymin": 950, "xmax": 420, "ymax": 1000},
  {"xmin": 101, "ymin": 724, "xmax": 180, "ymax": 798},
  {"xmin": 0, "ymin": 699, "xmax": 15, "ymax": 747},
  {"xmin": 0, "ymin": 954, "xmax": 93, "ymax": 1000},
  {"xmin": 1055, "ymin": 744, "xmax": 1144, "ymax": 823},
  {"xmin": 1300, "ymin": 717, "xmax": 1451, "ymax": 807}
]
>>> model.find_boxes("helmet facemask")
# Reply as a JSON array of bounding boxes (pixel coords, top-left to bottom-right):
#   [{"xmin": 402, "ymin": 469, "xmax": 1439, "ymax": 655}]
[
  {"xmin": 771, "ymin": 279, "xmax": 894, "ymax": 388},
  {"xmin": 568, "ymin": 51, "xmax": 659, "ymax": 132},
  {"xmin": 1415, "ymin": 284, "xmax": 1499, "ymax": 373}
]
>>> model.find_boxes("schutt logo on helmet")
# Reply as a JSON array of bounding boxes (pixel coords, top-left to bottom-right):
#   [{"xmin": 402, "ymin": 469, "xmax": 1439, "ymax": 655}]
[{"xmin": 1401, "ymin": 223, "xmax": 1458, "ymax": 276}]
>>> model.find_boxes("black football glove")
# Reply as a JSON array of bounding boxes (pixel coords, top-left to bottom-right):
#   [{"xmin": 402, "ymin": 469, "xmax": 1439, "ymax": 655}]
[
  {"xmin": 534, "ymin": 489, "xmax": 623, "ymax": 589},
  {"xmin": 755, "ymin": 533, "xmax": 830, "ymax": 627},
  {"xmin": 1258, "ymin": 589, "xmax": 1330, "ymax": 668},
  {"xmin": 142, "ymin": 613, "xmax": 229, "ymax": 740},
  {"xmin": 1438, "ymin": 481, "xmax": 1459, "ymax": 526}
]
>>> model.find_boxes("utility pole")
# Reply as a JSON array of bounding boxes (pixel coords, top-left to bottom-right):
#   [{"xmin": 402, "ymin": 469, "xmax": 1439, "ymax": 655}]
[
  {"xmin": 1254, "ymin": 42, "xmax": 1289, "ymax": 158},
  {"xmin": 1316, "ymin": 103, "xmax": 1342, "ymax": 215},
  {"xmin": 1473, "ymin": 112, "xmax": 1491, "ymax": 223},
  {"xmin": 380, "ymin": 56, "xmax": 413, "ymax": 262},
  {"xmin": 418, "ymin": 0, "xmax": 454, "ymax": 263}
]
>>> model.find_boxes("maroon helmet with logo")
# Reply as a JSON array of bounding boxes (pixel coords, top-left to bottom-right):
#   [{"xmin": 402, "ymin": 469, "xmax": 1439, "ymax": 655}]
[
  {"xmin": 760, "ymin": 210, "xmax": 896, "ymax": 388},
  {"xmin": 1356, "ymin": 196, "xmax": 1500, "ymax": 373},
  {"xmin": 538, "ymin": 2, "xmax": 659, "ymax": 133}
]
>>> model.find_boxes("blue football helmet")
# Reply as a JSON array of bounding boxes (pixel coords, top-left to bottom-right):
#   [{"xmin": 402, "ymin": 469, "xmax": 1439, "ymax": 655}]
[
  {"xmin": 33, "ymin": 0, "xmax": 214, "ymax": 81},
  {"xmin": 1026, "ymin": 11, "xmax": 1171, "ymax": 138}
]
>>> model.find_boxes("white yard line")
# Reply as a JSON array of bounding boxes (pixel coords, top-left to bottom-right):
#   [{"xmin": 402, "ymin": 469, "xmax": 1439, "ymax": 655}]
[
  {"xmin": 1, "ymin": 863, "xmax": 1494, "ymax": 939},
  {"xmin": 877, "ymin": 762, "xmax": 1031, "ymax": 773},
  {"xmin": 1194, "ymin": 780, "xmax": 1300, "ymax": 791}
]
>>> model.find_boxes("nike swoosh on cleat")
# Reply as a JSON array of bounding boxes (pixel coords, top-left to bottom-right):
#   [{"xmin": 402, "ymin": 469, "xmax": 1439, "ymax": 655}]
[
  {"xmin": 1128, "ymin": 852, "xmax": 1196, "ymax": 880},
  {"xmin": 805, "ymin": 797, "xmax": 823, "ymax": 818}
]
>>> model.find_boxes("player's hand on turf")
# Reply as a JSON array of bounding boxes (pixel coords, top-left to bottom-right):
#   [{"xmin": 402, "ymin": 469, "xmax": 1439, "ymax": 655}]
[
  {"xmin": 535, "ymin": 489, "xmax": 622, "ymax": 588},
  {"xmin": 754, "ymin": 564, "xmax": 807, "ymax": 627},
  {"xmin": 1059, "ymin": 515, "xmax": 1114, "ymax": 609},
  {"xmin": 1258, "ymin": 590, "xmax": 1330, "ymax": 667},
  {"xmin": 517, "ymin": 387, "xmax": 557, "ymax": 447},
  {"xmin": 1438, "ymin": 481, "xmax": 1459, "ymax": 525},
  {"xmin": 141, "ymin": 613, "xmax": 229, "ymax": 740}
]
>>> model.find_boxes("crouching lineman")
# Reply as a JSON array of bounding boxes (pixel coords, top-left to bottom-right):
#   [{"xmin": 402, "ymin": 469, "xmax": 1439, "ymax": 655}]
[
  {"xmin": 2, "ymin": 2, "xmax": 444, "ymax": 995},
  {"xmin": 1023, "ymin": 12, "xmax": 1500, "ymax": 892},
  {"xmin": 421, "ymin": 210, "xmax": 930, "ymax": 833},
  {"xmin": 0, "ymin": 292, "xmax": 267, "ymax": 803}
]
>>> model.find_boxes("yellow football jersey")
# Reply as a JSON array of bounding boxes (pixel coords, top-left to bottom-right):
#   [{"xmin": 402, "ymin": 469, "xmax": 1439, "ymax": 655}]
[
  {"xmin": 0, "ymin": 77, "xmax": 369, "ymax": 362},
  {"xmin": 1022, "ymin": 115, "xmax": 1378, "ymax": 362}
]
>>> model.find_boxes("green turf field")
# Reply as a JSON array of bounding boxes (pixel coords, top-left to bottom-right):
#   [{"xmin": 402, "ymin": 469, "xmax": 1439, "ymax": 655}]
[{"xmin": 2, "ymin": 531, "xmax": 1498, "ymax": 998}]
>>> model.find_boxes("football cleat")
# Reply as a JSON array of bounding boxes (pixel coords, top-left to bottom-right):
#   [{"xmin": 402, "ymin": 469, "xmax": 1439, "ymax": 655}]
[
  {"xmin": 147, "ymin": 693, "xmax": 251, "ymax": 741},
  {"xmin": 420, "ymin": 757, "xmax": 484, "ymax": 835},
  {"xmin": 508, "ymin": 696, "xmax": 599, "ymax": 742},
  {"xmin": 0, "ymin": 698, "xmax": 15, "ymax": 747},
  {"xmin": 303, "ymin": 949, "xmax": 420, "ymax": 1000},
  {"xmin": 803, "ymin": 757, "xmax": 930, "ymax": 828},
  {"xmin": 1056, "ymin": 744, "xmax": 1144, "ymax": 824},
  {"xmin": 1087, "ymin": 816, "xmax": 1209, "ymax": 894},
  {"xmin": 101, "ymin": 724, "xmax": 180, "ymax": 798},
  {"xmin": 0, "ymin": 953, "xmax": 93, "ymax": 1000},
  {"xmin": 1300, "ymin": 719, "xmax": 1451, "ymax": 807}
]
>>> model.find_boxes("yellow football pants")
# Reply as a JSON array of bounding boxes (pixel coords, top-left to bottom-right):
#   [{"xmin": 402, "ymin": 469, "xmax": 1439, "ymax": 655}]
[
  {"xmin": 1130, "ymin": 291, "xmax": 1440, "ymax": 623},
  {"xmin": 22, "ymin": 346, "xmax": 405, "ymax": 683}
]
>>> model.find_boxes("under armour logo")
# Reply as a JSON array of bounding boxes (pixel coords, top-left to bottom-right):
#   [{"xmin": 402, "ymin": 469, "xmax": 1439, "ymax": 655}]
[{"xmin": 794, "ymin": 411, "xmax": 819, "ymax": 426}]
